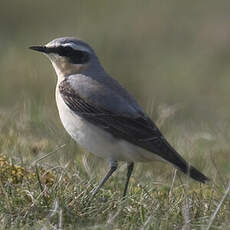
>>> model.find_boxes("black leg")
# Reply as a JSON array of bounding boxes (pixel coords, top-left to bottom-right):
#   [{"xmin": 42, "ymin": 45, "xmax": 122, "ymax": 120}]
[
  {"xmin": 123, "ymin": 162, "xmax": 134, "ymax": 197},
  {"xmin": 90, "ymin": 161, "xmax": 118, "ymax": 201}
]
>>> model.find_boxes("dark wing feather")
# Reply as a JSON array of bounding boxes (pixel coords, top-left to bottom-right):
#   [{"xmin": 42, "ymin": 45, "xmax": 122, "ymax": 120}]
[{"xmin": 59, "ymin": 80, "xmax": 209, "ymax": 183}]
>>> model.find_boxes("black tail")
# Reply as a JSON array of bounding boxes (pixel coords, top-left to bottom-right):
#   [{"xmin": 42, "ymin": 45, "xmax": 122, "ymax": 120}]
[
  {"xmin": 162, "ymin": 140, "xmax": 209, "ymax": 183},
  {"xmin": 144, "ymin": 138, "xmax": 209, "ymax": 183},
  {"xmin": 178, "ymin": 163, "xmax": 209, "ymax": 183}
]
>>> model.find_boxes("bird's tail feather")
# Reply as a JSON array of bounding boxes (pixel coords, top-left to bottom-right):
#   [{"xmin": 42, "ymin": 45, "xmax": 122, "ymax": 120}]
[
  {"xmin": 148, "ymin": 138, "xmax": 209, "ymax": 183},
  {"xmin": 176, "ymin": 162, "xmax": 209, "ymax": 183}
]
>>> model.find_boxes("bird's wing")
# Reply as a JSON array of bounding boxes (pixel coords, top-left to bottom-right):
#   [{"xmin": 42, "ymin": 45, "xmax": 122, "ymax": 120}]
[
  {"xmin": 59, "ymin": 79, "xmax": 187, "ymax": 165},
  {"xmin": 65, "ymin": 74, "xmax": 145, "ymax": 118}
]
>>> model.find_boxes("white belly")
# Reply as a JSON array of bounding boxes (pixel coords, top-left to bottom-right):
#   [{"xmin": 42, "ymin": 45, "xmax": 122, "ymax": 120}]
[{"xmin": 55, "ymin": 87, "xmax": 159, "ymax": 162}]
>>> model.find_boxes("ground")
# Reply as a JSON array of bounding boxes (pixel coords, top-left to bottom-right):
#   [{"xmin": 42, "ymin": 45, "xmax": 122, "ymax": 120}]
[{"xmin": 0, "ymin": 105, "xmax": 229, "ymax": 230}]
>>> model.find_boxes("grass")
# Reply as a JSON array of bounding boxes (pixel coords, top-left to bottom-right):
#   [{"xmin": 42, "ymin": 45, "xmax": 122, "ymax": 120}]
[{"xmin": 0, "ymin": 103, "xmax": 229, "ymax": 230}]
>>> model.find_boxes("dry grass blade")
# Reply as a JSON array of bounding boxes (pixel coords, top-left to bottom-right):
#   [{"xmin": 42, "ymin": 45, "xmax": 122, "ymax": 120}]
[
  {"xmin": 31, "ymin": 144, "xmax": 66, "ymax": 166},
  {"xmin": 206, "ymin": 180, "xmax": 230, "ymax": 230},
  {"xmin": 169, "ymin": 169, "xmax": 177, "ymax": 198}
]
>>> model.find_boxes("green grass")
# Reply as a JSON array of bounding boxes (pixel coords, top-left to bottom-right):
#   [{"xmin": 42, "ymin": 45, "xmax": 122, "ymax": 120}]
[
  {"xmin": 0, "ymin": 153, "xmax": 229, "ymax": 230},
  {"xmin": 0, "ymin": 104, "xmax": 229, "ymax": 230}
]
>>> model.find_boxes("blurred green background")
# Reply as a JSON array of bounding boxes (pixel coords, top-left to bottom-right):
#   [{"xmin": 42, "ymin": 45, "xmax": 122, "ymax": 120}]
[{"xmin": 0, "ymin": 0, "xmax": 230, "ymax": 177}]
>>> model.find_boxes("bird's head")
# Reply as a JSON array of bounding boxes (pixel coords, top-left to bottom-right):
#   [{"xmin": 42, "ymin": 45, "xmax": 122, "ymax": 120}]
[{"xmin": 30, "ymin": 37, "xmax": 95, "ymax": 77}]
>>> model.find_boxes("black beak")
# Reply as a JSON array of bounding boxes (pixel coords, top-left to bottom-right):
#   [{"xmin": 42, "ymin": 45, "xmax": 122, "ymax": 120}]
[{"xmin": 29, "ymin": 46, "xmax": 48, "ymax": 53}]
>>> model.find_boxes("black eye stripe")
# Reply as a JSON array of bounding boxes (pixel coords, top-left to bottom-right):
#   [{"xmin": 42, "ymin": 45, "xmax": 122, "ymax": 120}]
[
  {"xmin": 56, "ymin": 46, "xmax": 75, "ymax": 57},
  {"xmin": 46, "ymin": 46, "xmax": 90, "ymax": 64}
]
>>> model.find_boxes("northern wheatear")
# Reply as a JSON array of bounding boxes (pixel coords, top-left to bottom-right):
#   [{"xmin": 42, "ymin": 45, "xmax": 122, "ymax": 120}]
[{"xmin": 30, "ymin": 37, "xmax": 209, "ymax": 199}]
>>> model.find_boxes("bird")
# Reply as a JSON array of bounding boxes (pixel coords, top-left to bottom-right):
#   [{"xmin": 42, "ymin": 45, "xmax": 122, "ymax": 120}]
[{"xmin": 30, "ymin": 37, "xmax": 209, "ymax": 200}]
